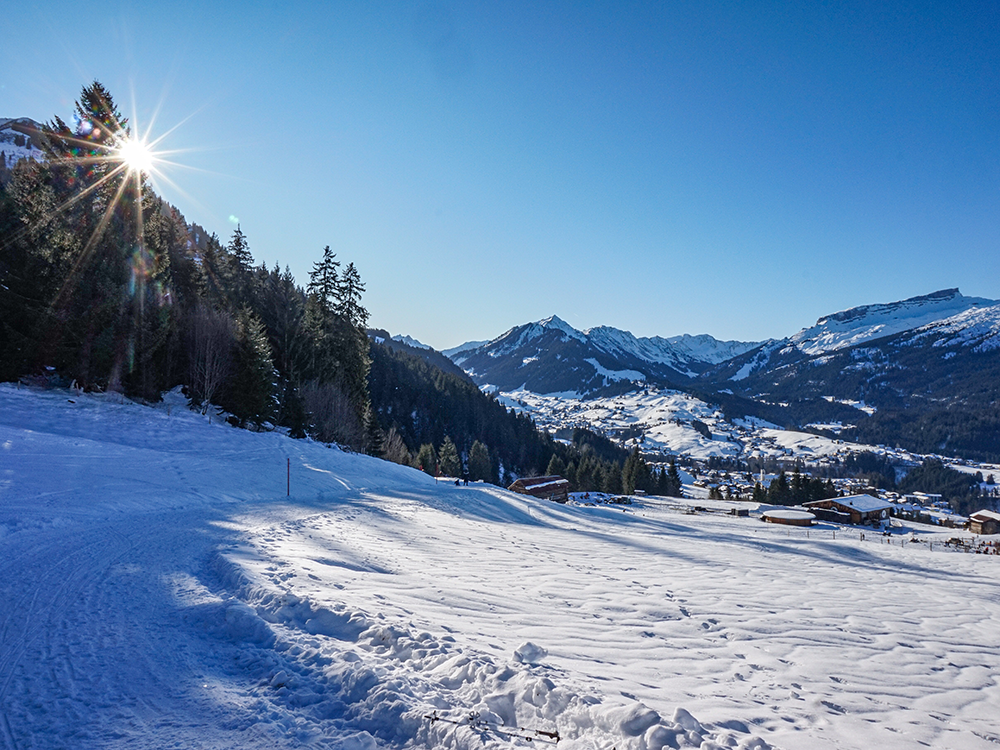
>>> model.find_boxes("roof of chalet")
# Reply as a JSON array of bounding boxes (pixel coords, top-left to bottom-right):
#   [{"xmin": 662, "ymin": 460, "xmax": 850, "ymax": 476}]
[
  {"xmin": 509, "ymin": 476, "xmax": 569, "ymax": 492},
  {"xmin": 808, "ymin": 494, "xmax": 893, "ymax": 512},
  {"xmin": 971, "ymin": 509, "xmax": 1000, "ymax": 522}
]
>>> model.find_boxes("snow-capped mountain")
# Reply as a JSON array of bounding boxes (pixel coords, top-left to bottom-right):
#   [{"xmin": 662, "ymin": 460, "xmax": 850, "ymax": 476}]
[
  {"xmin": 391, "ymin": 334, "xmax": 431, "ymax": 350},
  {"xmin": 448, "ymin": 315, "xmax": 761, "ymax": 395},
  {"xmin": 0, "ymin": 117, "xmax": 45, "ymax": 180},
  {"xmin": 447, "ymin": 290, "xmax": 1000, "ymax": 462},
  {"xmin": 789, "ymin": 289, "xmax": 994, "ymax": 355},
  {"xmin": 704, "ymin": 296, "xmax": 1000, "ymax": 460},
  {"xmin": 900, "ymin": 301, "xmax": 1000, "ymax": 353}
]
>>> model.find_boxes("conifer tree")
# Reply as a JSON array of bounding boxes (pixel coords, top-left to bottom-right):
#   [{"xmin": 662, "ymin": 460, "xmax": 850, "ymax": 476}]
[
  {"xmin": 666, "ymin": 459, "xmax": 683, "ymax": 497},
  {"xmin": 438, "ymin": 436, "xmax": 461, "ymax": 477},
  {"xmin": 415, "ymin": 443, "xmax": 437, "ymax": 475},
  {"xmin": 337, "ymin": 261, "xmax": 368, "ymax": 328},
  {"xmin": 468, "ymin": 440, "xmax": 493, "ymax": 483},
  {"xmin": 228, "ymin": 225, "xmax": 252, "ymax": 274},
  {"xmin": 307, "ymin": 245, "xmax": 340, "ymax": 312},
  {"xmin": 603, "ymin": 462, "xmax": 622, "ymax": 495},
  {"xmin": 546, "ymin": 453, "xmax": 566, "ymax": 477},
  {"xmin": 223, "ymin": 309, "xmax": 275, "ymax": 429}
]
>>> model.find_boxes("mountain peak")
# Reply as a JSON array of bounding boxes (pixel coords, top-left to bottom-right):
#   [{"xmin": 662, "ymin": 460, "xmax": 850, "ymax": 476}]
[
  {"xmin": 793, "ymin": 289, "xmax": 997, "ymax": 355},
  {"xmin": 537, "ymin": 315, "xmax": 581, "ymax": 336}
]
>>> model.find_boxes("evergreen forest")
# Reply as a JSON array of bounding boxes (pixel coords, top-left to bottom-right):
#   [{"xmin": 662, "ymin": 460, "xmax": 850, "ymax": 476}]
[{"xmin": 0, "ymin": 82, "xmax": 643, "ymax": 488}]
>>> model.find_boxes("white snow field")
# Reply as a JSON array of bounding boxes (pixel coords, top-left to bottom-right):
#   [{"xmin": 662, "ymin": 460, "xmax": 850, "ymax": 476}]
[{"xmin": 2, "ymin": 385, "xmax": 999, "ymax": 750}]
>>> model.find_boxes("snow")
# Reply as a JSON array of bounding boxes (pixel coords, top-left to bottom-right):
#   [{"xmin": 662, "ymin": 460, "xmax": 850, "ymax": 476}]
[
  {"xmin": 904, "ymin": 302, "xmax": 1000, "ymax": 353},
  {"xmin": 392, "ymin": 334, "xmax": 431, "ymax": 350},
  {"xmin": 822, "ymin": 396, "xmax": 876, "ymax": 415},
  {"xmin": 0, "ymin": 117, "xmax": 45, "ymax": 171},
  {"xmin": 441, "ymin": 340, "xmax": 488, "ymax": 362},
  {"xmin": 3, "ymin": 384, "xmax": 1000, "ymax": 749},
  {"xmin": 762, "ymin": 509, "xmax": 815, "ymax": 522},
  {"xmin": 789, "ymin": 289, "xmax": 995, "ymax": 356},
  {"xmin": 821, "ymin": 494, "xmax": 893, "ymax": 512},
  {"xmin": 584, "ymin": 358, "xmax": 645, "ymax": 384},
  {"xmin": 499, "ymin": 387, "xmax": 742, "ymax": 459}
]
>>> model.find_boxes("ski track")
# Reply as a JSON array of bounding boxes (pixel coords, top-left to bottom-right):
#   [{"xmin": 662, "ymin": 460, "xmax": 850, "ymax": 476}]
[{"xmin": 2, "ymin": 384, "xmax": 1000, "ymax": 749}]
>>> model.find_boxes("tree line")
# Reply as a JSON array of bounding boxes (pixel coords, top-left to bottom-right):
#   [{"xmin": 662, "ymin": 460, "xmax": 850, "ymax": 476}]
[{"xmin": 0, "ymin": 82, "xmax": 666, "ymax": 490}]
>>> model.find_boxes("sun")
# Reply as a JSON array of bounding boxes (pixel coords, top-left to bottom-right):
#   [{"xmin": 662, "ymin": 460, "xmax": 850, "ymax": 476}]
[{"xmin": 116, "ymin": 136, "xmax": 156, "ymax": 175}]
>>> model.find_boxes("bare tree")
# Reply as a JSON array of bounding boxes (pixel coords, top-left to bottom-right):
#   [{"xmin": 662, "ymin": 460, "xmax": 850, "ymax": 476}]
[
  {"xmin": 300, "ymin": 379, "xmax": 365, "ymax": 448},
  {"xmin": 188, "ymin": 304, "xmax": 234, "ymax": 413},
  {"xmin": 381, "ymin": 426, "xmax": 411, "ymax": 465}
]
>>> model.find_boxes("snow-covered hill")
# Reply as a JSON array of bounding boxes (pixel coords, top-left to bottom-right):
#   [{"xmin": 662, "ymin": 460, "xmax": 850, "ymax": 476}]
[
  {"xmin": 0, "ymin": 117, "xmax": 45, "ymax": 176},
  {"xmin": 789, "ymin": 289, "xmax": 995, "ymax": 355},
  {"xmin": 3, "ymin": 385, "xmax": 999, "ymax": 749}
]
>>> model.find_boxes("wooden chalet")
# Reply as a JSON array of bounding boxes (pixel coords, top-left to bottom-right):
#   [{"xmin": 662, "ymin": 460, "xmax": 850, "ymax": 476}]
[
  {"xmin": 508, "ymin": 475, "xmax": 570, "ymax": 504},
  {"xmin": 804, "ymin": 494, "xmax": 893, "ymax": 525},
  {"xmin": 970, "ymin": 509, "xmax": 1000, "ymax": 536}
]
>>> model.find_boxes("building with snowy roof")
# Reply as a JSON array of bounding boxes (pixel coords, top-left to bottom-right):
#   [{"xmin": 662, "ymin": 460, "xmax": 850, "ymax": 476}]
[
  {"xmin": 508, "ymin": 475, "xmax": 570, "ymax": 504},
  {"xmin": 969, "ymin": 509, "xmax": 1000, "ymax": 535},
  {"xmin": 762, "ymin": 509, "xmax": 815, "ymax": 527},
  {"xmin": 804, "ymin": 494, "xmax": 893, "ymax": 525}
]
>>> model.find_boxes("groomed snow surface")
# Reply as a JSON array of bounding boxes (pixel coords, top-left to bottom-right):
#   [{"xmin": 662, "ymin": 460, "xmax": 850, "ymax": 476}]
[{"xmin": 2, "ymin": 385, "xmax": 999, "ymax": 750}]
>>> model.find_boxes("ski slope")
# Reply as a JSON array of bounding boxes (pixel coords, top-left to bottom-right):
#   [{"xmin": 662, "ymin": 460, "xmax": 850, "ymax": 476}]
[{"xmin": 2, "ymin": 384, "xmax": 999, "ymax": 749}]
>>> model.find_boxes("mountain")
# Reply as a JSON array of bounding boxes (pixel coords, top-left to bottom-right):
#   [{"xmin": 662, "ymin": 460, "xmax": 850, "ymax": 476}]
[
  {"xmin": 789, "ymin": 288, "xmax": 994, "ymax": 355},
  {"xmin": 0, "ymin": 117, "xmax": 45, "ymax": 183},
  {"xmin": 391, "ymin": 334, "xmax": 430, "ymax": 350},
  {"xmin": 704, "ymin": 296, "xmax": 1000, "ymax": 461},
  {"xmin": 367, "ymin": 328, "xmax": 471, "ymax": 382},
  {"xmin": 449, "ymin": 315, "xmax": 761, "ymax": 395},
  {"xmin": 447, "ymin": 290, "xmax": 1000, "ymax": 462}
]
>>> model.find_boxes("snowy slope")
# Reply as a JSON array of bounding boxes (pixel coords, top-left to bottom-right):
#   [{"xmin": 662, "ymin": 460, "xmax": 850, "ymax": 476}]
[
  {"xmin": 0, "ymin": 117, "xmax": 45, "ymax": 173},
  {"xmin": 789, "ymin": 289, "xmax": 995, "ymax": 355},
  {"xmin": 497, "ymin": 386, "xmax": 862, "ymax": 463},
  {"xmin": 3, "ymin": 385, "xmax": 1000, "ymax": 750},
  {"xmin": 902, "ymin": 302, "xmax": 1000, "ymax": 352}
]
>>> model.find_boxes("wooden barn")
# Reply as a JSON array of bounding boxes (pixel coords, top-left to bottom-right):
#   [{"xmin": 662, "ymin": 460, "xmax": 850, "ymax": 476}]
[
  {"xmin": 804, "ymin": 494, "xmax": 893, "ymax": 525},
  {"xmin": 508, "ymin": 475, "xmax": 570, "ymax": 504},
  {"xmin": 970, "ymin": 509, "xmax": 1000, "ymax": 535},
  {"xmin": 762, "ymin": 509, "xmax": 815, "ymax": 527}
]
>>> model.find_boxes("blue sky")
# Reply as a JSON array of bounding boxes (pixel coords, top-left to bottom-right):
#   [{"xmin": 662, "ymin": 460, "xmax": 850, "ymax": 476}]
[{"xmin": 3, "ymin": 1, "xmax": 997, "ymax": 350}]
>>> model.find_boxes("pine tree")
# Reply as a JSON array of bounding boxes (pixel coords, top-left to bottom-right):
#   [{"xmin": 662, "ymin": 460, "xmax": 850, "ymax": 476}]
[
  {"xmin": 336, "ymin": 261, "xmax": 368, "ymax": 329},
  {"xmin": 546, "ymin": 453, "xmax": 566, "ymax": 477},
  {"xmin": 767, "ymin": 471, "xmax": 791, "ymax": 506},
  {"xmin": 307, "ymin": 245, "xmax": 340, "ymax": 313},
  {"xmin": 415, "ymin": 443, "xmax": 437, "ymax": 476},
  {"xmin": 438, "ymin": 436, "xmax": 461, "ymax": 477},
  {"xmin": 223, "ymin": 309, "xmax": 275, "ymax": 429},
  {"xmin": 468, "ymin": 440, "xmax": 493, "ymax": 483},
  {"xmin": 602, "ymin": 462, "xmax": 622, "ymax": 495},
  {"xmin": 228, "ymin": 225, "xmax": 252, "ymax": 274},
  {"xmin": 666, "ymin": 459, "xmax": 683, "ymax": 497}
]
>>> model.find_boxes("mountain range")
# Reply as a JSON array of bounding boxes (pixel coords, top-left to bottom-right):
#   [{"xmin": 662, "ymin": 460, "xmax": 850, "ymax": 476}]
[{"xmin": 434, "ymin": 289, "xmax": 1000, "ymax": 461}]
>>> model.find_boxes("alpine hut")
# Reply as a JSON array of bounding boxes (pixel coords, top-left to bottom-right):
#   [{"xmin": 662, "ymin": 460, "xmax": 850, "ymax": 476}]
[{"xmin": 508, "ymin": 475, "xmax": 570, "ymax": 504}]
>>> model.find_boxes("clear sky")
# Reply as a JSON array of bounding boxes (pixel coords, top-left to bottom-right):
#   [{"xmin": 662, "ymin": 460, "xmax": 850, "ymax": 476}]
[{"xmin": 2, "ymin": 1, "xmax": 997, "ymax": 350}]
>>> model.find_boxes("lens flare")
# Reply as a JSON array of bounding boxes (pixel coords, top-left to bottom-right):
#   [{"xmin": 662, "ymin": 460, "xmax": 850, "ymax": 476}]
[{"xmin": 117, "ymin": 136, "xmax": 155, "ymax": 175}]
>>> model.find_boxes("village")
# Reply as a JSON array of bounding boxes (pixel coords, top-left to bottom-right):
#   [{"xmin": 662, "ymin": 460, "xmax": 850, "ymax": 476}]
[{"xmin": 506, "ymin": 464, "xmax": 1000, "ymax": 556}]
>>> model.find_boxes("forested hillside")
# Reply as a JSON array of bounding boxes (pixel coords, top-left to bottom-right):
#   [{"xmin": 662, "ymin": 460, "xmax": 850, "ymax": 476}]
[{"xmin": 0, "ymin": 82, "xmax": 637, "ymax": 485}]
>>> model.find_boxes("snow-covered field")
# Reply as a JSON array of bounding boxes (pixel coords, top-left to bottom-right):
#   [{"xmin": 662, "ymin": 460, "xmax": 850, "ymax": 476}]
[{"xmin": 2, "ymin": 384, "xmax": 1000, "ymax": 749}]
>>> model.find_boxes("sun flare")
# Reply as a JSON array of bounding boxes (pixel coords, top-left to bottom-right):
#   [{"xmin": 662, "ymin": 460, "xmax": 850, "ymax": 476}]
[{"xmin": 117, "ymin": 136, "xmax": 156, "ymax": 175}]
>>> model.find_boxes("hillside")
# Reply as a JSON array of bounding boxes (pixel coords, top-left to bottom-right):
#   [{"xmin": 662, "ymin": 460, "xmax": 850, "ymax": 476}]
[
  {"xmin": 2, "ymin": 384, "xmax": 999, "ymax": 749},
  {"xmin": 443, "ymin": 291, "xmax": 1000, "ymax": 463}
]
